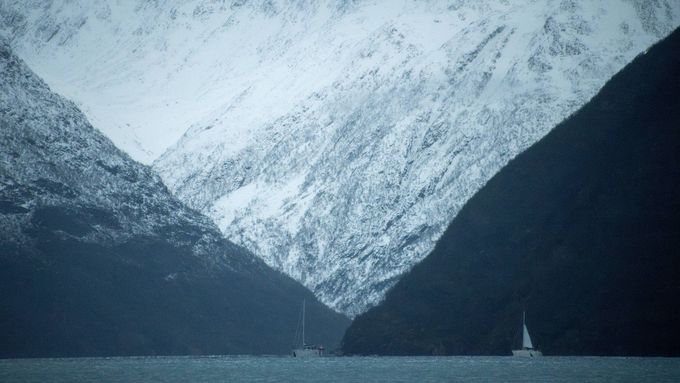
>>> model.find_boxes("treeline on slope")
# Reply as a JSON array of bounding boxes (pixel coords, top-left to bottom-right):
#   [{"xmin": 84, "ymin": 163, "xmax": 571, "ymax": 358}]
[
  {"xmin": 0, "ymin": 41, "xmax": 348, "ymax": 358},
  {"xmin": 342, "ymin": 27, "xmax": 680, "ymax": 356},
  {"xmin": 1, "ymin": 233, "xmax": 349, "ymax": 357}
]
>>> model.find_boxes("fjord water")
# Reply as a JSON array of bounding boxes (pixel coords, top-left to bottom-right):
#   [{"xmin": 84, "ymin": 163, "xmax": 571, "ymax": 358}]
[{"xmin": 1, "ymin": 356, "xmax": 679, "ymax": 383}]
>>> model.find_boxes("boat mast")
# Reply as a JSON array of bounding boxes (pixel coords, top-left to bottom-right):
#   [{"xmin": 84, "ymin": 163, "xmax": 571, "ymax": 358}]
[{"xmin": 302, "ymin": 299, "xmax": 306, "ymax": 346}]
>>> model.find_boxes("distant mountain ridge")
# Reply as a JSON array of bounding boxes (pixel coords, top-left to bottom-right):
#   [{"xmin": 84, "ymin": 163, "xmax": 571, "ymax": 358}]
[
  {"xmin": 342, "ymin": 26, "xmax": 680, "ymax": 356},
  {"xmin": 2, "ymin": 1, "xmax": 679, "ymax": 315},
  {"xmin": 0, "ymin": 40, "xmax": 348, "ymax": 358}
]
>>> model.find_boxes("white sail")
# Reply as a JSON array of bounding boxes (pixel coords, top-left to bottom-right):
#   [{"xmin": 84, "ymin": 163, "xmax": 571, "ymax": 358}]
[
  {"xmin": 522, "ymin": 323, "xmax": 534, "ymax": 349},
  {"xmin": 522, "ymin": 311, "xmax": 534, "ymax": 349}
]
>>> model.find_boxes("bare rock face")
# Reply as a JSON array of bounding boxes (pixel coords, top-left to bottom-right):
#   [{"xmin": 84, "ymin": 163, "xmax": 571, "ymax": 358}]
[{"xmin": 2, "ymin": 1, "xmax": 679, "ymax": 315}]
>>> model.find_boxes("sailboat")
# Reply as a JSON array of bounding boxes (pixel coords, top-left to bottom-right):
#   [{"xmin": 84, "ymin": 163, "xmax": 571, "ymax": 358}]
[
  {"xmin": 291, "ymin": 299, "xmax": 324, "ymax": 357},
  {"xmin": 512, "ymin": 311, "xmax": 543, "ymax": 357}
]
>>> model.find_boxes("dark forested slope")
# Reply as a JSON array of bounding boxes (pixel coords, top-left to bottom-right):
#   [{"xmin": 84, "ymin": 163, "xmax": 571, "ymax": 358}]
[{"xmin": 342, "ymin": 28, "xmax": 680, "ymax": 356}]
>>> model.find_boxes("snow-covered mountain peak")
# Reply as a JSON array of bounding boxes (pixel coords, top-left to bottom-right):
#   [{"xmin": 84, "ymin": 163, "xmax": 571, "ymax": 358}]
[
  {"xmin": 158, "ymin": 1, "xmax": 679, "ymax": 315},
  {"xmin": 2, "ymin": 0, "xmax": 678, "ymax": 315}
]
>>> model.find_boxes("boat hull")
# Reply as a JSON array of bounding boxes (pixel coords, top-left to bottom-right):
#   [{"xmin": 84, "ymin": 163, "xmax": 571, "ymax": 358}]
[
  {"xmin": 292, "ymin": 348, "xmax": 323, "ymax": 357},
  {"xmin": 512, "ymin": 349, "xmax": 543, "ymax": 357}
]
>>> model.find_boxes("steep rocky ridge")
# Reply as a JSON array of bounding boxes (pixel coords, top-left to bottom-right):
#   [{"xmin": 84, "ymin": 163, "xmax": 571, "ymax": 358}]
[{"xmin": 0, "ymin": 41, "xmax": 348, "ymax": 357}]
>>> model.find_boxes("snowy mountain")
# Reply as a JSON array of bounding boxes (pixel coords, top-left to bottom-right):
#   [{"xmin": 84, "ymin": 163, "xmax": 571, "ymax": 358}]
[
  {"xmin": 2, "ymin": 1, "xmax": 678, "ymax": 315},
  {"xmin": 0, "ymin": 40, "xmax": 348, "ymax": 357}
]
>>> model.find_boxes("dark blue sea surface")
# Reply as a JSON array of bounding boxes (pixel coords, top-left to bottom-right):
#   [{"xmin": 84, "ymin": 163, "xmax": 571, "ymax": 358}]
[{"xmin": 1, "ymin": 356, "xmax": 679, "ymax": 383}]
